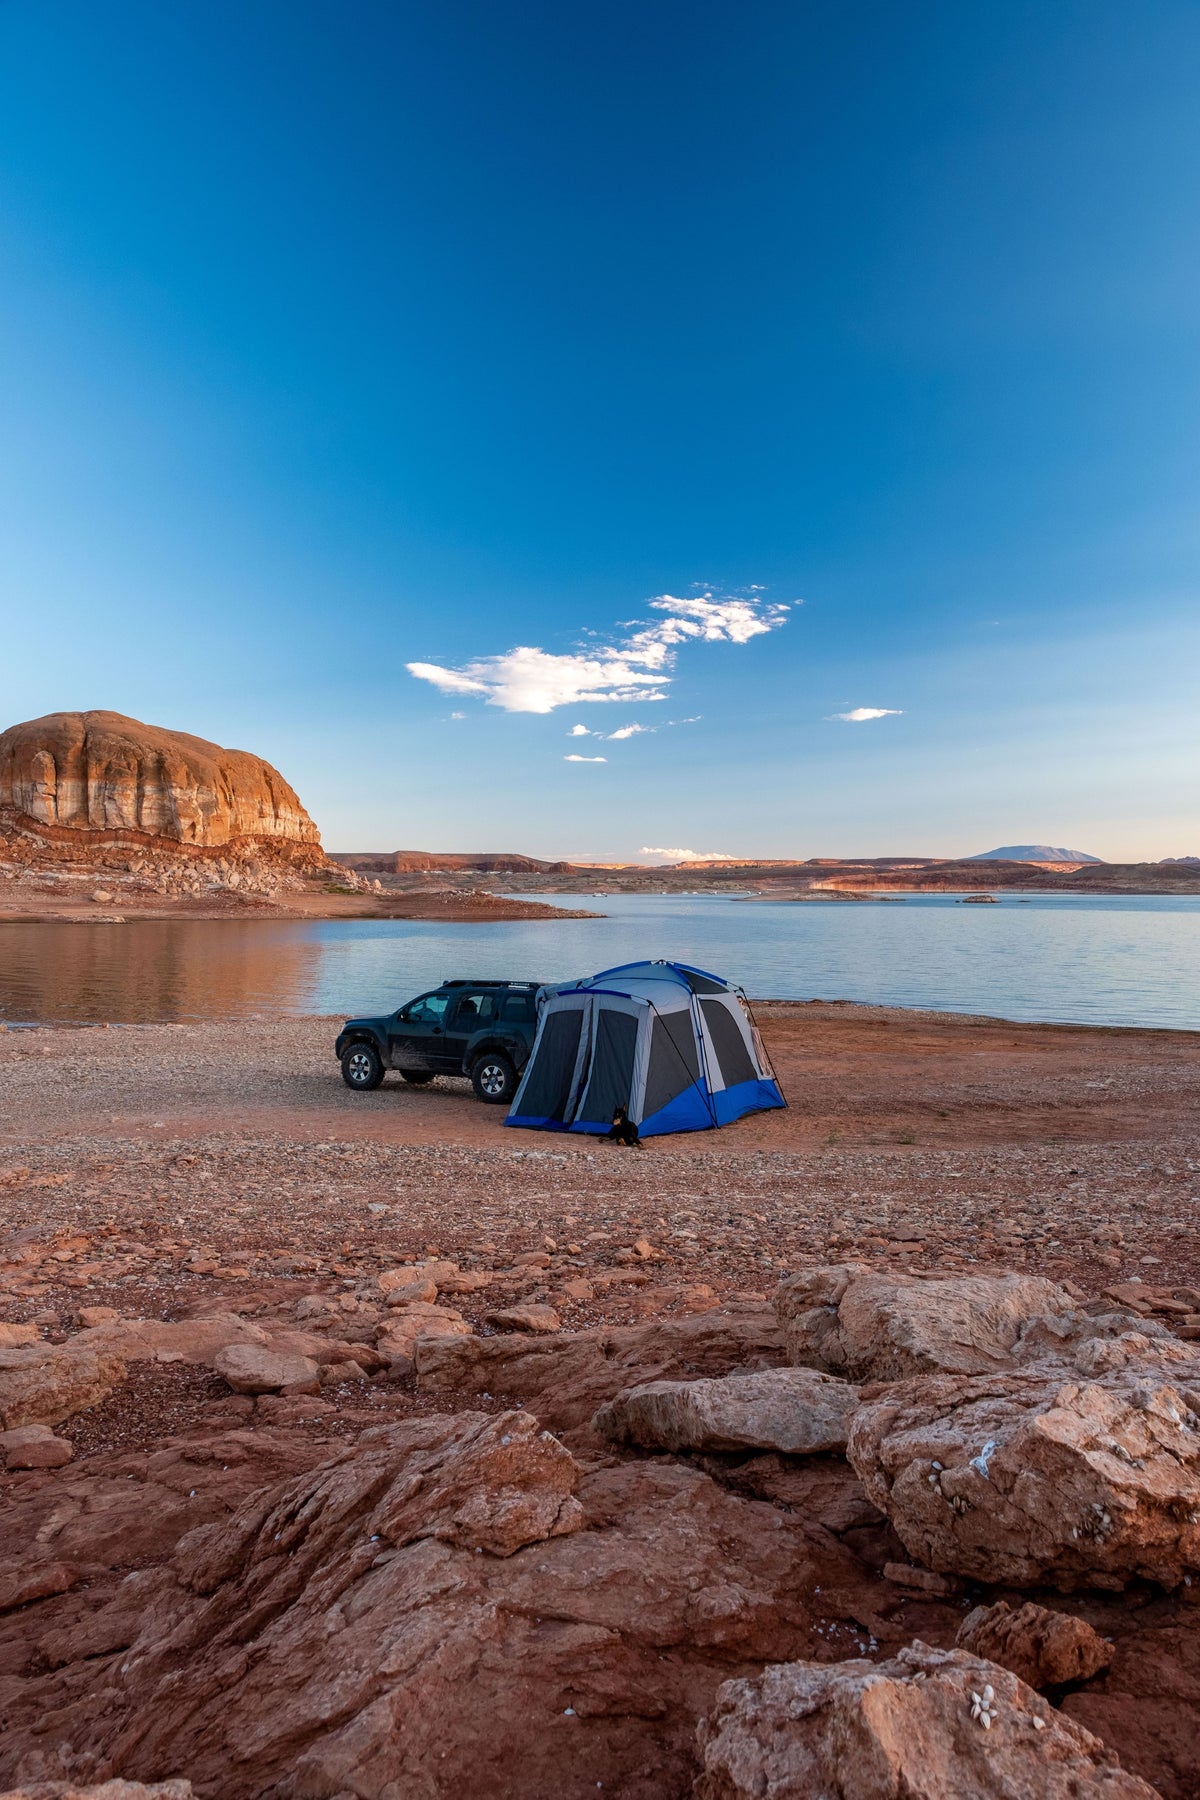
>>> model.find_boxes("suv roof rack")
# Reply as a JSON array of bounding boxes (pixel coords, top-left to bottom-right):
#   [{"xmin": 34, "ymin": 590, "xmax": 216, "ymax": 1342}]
[{"xmin": 441, "ymin": 978, "xmax": 540, "ymax": 989}]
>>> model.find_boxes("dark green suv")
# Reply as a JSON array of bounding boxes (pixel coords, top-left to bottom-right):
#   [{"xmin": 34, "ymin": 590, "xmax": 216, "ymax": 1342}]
[{"xmin": 335, "ymin": 979, "xmax": 542, "ymax": 1105}]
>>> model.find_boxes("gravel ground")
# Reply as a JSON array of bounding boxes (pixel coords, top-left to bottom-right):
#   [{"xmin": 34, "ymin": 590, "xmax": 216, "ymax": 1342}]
[{"xmin": 2, "ymin": 1005, "xmax": 1198, "ymax": 1324}]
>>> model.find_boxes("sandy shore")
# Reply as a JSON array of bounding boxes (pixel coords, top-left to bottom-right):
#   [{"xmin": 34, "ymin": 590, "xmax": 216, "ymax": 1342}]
[
  {"xmin": 3, "ymin": 1003, "xmax": 1198, "ymax": 1311},
  {"xmin": 0, "ymin": 881, "xmax": 601, "ymax": 924}
]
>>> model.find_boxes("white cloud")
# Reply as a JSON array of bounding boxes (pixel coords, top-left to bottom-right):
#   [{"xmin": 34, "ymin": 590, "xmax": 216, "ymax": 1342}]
[
  {"xmin": 450, "ymin": 711, "xmax": 465, "ymax": 720},
  {"xmin": 407, "ymin": 590, "xmax": 791, "ymax": 713},
  {"xmin": 606, "ymin": 723, "xmax": 652, "ymax": 740},
  {"xmin": 830, "ymin": 707, "xmax": 903, "ymax": 722},
  {"xmin": 641, "ymin": 846, "xmax": 737, "ymax": 862},
  {"xmin": 565, "ymin": 753, "xmax": 607, "ymax": 763},
  {"xmin": 568, "ymin": 723, "xmax": 591, "ymax": 736}
]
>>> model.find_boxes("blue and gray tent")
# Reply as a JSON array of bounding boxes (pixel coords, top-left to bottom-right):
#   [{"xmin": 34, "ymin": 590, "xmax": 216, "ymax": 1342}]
[{"xmin": 505, "ymin": 960, "xmax": 786, "ymax": 1137}]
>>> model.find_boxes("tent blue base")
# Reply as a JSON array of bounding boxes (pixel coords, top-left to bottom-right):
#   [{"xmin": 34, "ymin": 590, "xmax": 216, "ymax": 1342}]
[
  {"xmin": 712, "ymin": 1077, "xmax": 787, "ymax": 1127},
  {"xmin": 506, "ymin": 1075, "xmax": 785, "ymax": 1138}
]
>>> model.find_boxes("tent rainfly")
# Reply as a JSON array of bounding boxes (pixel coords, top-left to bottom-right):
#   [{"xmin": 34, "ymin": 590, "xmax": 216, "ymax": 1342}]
[{"xmin": 505, "ymin": 960, "xmax": 786, "ymax": 1138}]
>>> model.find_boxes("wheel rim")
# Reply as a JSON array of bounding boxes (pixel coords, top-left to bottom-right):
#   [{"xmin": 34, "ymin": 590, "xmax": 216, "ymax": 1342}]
[
  {"xmin": 479, "ymin": 1062, "xmax": 507, "ymax": 1096},
  {"xmin": 348, "ymin": 1050, "xmax": 373, "ymax": 1084}
]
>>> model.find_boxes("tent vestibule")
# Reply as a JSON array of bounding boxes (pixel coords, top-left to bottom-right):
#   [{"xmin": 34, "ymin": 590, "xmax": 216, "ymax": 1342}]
[{"xmin": 505, "ymin": 960, "xmax": 785, "ymax": 1138}]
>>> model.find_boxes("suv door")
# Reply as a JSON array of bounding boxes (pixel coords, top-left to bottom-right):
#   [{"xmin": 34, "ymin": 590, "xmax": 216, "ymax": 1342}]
[
  {"xmin": 442, "ymin": 990, "xmax": 500, "ymax": 1069},
  {"xmin": 387, "ymin": 991, "xmax": 456, "ymax": 1070}
]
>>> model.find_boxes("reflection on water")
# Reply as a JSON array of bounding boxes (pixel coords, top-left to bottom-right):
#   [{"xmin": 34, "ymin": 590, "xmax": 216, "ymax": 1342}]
[
  {"xmin": 0, "ymin": 893, "xmax": 1198, "ymax": 1030},
  {"xmin": 0, "ymin": 920, "xmax": 327, "ymax": 1023}
]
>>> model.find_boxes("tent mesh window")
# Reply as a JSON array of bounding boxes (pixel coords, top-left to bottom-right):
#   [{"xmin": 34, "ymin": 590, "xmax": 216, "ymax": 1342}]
[
  {"xmin": 682, "ymin": 970, "xmax": 728, "ymax": 995},
  {"xmin": 518, "ymin": 1007, "xmax": 584, "ymax": 1122},
  {"xmin": 577, "ymin": 1009, "xmax": 639, "ymax": 1124},
  {"xmin": 643, "ymin": 1008, "xmax": 701, "ymax": 1118},
  {"xmin": 700, "ymin": 998, "xmax": 757, "ymax": 1089}
]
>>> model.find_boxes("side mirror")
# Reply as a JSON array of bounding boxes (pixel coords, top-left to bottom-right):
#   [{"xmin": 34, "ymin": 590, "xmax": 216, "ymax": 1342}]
[{"xmin": 396, "ymin": 1008, "xmax": 409, "ymax": 1023}]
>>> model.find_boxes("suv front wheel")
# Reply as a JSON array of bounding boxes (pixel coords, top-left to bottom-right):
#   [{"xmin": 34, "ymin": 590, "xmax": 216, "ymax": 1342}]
[
  {"xmin": 471, "ymin": 1051, "xmax": 517, "ymax": 1105},
  {"xmin": 341, "ymin": 1042, "xmax": 384, "ymax": 1091}
]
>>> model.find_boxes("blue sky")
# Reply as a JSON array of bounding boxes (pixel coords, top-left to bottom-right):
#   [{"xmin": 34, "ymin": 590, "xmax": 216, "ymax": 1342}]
[{"xmin": 1, "ymin": 0, "xmax": 1197, "ymax": 860}]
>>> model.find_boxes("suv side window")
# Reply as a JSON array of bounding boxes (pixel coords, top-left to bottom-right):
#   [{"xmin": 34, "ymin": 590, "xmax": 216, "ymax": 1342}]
[
  {"xmin": 502, "ymin": 992, "xmax": 536, "ymax": 1023},
  {"xmin": 453, "ymin": 991, "xmax": 498, "ymax": 1027},
  {"xmin": 403, "ymin": 992, "xmax": 451, "ymax": 1026}
]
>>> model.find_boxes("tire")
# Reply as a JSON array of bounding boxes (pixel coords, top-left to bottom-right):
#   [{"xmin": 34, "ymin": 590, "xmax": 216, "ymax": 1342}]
[
  {"xmin": 471, "ymin": 1051, "xmax": 517, "ymax": 1105},
  {"xmin": 341, "ymin": 1042, "xmax": 384, "ymax": 1091},
  {"xmin": 400, "ymin": 1070, "xmax": 435, "ymax": 1086}
]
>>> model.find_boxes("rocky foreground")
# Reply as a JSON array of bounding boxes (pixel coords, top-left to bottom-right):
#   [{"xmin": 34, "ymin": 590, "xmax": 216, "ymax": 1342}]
[
  {"xmin": 1, "ymin": 1257, "xmax": 1197, "ymax": 1798},
  {"xmin": 1, "ymin": 1011, "xmax": 1199, "ymax": 1797}
]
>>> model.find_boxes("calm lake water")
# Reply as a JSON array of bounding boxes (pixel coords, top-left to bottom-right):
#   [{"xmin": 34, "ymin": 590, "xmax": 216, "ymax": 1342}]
[{"xmin": 1, "ymin": 892, "xmax": 1198, "ymax": 1031}]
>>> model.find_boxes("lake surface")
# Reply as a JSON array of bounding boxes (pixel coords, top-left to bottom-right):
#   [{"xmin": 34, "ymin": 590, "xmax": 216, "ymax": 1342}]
[{"xmin": 1, "ymin": 892, "xmax": 1198, "ymax": 1031}]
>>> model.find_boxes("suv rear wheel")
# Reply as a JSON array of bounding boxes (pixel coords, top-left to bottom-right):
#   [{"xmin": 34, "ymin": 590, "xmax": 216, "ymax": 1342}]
[
  {"xmin": 471, "ymin": 1051, "xmax": 516, "ymax": 1105},
  {"xmin": 400, "ymin": 1070, "xmax": 434, "ymax": 1086},
  {"xmin": 341, "ymin": 1042, "xmax": 384, "ymax": 1091}
]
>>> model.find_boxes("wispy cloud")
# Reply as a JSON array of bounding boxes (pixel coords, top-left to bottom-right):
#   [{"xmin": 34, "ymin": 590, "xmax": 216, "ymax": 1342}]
[
  {"xmin": 565, "ymin": 754, "xmax": 607, "ymax": 763},
  {"xmin": 407, "ymin": 590, "xmax": 792, "ymax": 714},
  {"xmin": 641, "ymin": 846, "xmax": 737, "ymax": 862},
  {"xmin": 606, "ymin": 723, "xmax": 652, "ymax": 740},
  {"xmin": 829, "ymin": 707, "xmax": 903, "ymax": 722}
]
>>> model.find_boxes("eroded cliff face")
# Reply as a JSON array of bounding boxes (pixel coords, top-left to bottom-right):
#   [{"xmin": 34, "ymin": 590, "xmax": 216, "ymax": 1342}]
[{"xmin": 0, "ymin": 712, "xmax": 320, "ymax": 851}]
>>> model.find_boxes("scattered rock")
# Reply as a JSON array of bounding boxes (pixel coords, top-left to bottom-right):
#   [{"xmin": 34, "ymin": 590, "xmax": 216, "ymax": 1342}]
[
  {"xmin": 774, "ymin": 1265, "xmax": 1074, "ymax": 1382},
  {"xmin": 0, "ymin": 1324, "xmax": 39, "ymax": 1348},
  {"xmin": 882, "ymin": 1562, "xmax": 963, "ymax": 1597},
  {"xmin": 75, "ymin": 1307, "xmax": 119, "ymax": 1329},
  {"xmin": 595, "ymin": 1366, "xmax": 859, "ymax": 1455},
  {"xmin": 417, "ymin": 1305, "xmax": 786, "ymax": 1430},
  {"xmin": 848, "ymin": 1365, "xmax": 1200, "ymax": 1589},
  {"xmin": 957, "ymin": 1599, "xmax": 1114, "ymax": 1691},
  {"xmin": 376, "ymin": 1303, "xmax": 473, "ymax": 1374},
  {"xmin": 694, "ymin": 1641, "xmax": 1161, "ymax": 1798},
  {"xmin": 485, "ymin": 1304, "xmax": 562, "ymax": 1334},
  {"xmin": 0, "ymin": 1424, "xmax": 73, "ymax": 1469},
  {"xmin": 0, "ymin": 1561, "xmax": 80, "ymax": 1613},
  {"xmin": 382, "ymin": 1277, "xmax": 439, "ymax": 1307},
  {"xmin": 0, "ymin": 1342, "xmax": 126, "ymax": 1429},
  {"xmin": 210, "ymin": 1344, "xmax": 321, "ymax": 1397}
]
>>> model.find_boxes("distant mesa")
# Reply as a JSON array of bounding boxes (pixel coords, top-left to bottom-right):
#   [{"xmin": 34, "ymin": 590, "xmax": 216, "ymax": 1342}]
[
  {"xmin": 967, "ymin": 845, "xmax": 1103, "ymax": 864},
  {"xmin": 0, "ymin": 710, "xmax": 323, "ymax": 856},
  {"xmin": 332, "ymin": 850, "xmax": 576, "ymax": 875},
  {"xmin": 1161, "ymin": 855, "xmax": 1200, "ymax": 865}
]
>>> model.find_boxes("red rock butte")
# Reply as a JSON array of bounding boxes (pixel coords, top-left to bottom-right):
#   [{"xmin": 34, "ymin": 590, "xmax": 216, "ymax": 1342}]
[{"xmin": 0, "ymin": 710, "xmax": 321, "ymax": 851}]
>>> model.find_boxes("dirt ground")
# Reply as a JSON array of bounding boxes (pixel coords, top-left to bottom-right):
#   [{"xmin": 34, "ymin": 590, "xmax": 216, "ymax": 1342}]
[
  {"xmin": 3, "ymin": 1003, "xmax": 1200, "ymax": 1798},
  {"xmin": 3, "ymin": 1003, "xmax": 1199, "ymax": 1309}
]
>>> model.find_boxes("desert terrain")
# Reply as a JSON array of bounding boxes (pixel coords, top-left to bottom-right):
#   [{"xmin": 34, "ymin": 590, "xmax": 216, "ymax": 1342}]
[{"xmin": 1, "ymin": 1004, "xmax": 1199, "ymax": 1797}]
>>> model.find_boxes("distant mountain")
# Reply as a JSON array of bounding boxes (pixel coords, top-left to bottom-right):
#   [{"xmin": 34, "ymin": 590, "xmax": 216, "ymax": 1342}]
[
  {"xmin": 1161, "ymin": 856, "xmax": 1200, "ymax": 865},
  {"xmin": 967, "ymin": 845, "xmax": 1104, "ymax": 864}
]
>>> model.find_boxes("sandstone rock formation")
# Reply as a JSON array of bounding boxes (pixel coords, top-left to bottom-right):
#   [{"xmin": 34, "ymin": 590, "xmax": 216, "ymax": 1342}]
[
  {"xmin": 415, "ymin": 1304, "xmax": 786, "ymax": 1429},
  {"xmin": 0, "ymin": 1785, "xmax": 193, "ymax": 1800},
  {"xmin": 209, "ymin": 1344, "xmax": 321, "ymax": 1396},
  {"xmin": 694, "ymin": 1643, "xmax": 1160, "ymax": 1798},
  {"xmin": 595, "ymin": 1366, "xmax": 859, "ymax": 1456},
  {"xmin": 0, "ymin": 712, "xmax": 319, "ymax": 851},
  {"xmin": 847, "ymin": 1366, "xmax": 1200, "ymax": 1589},
  {"xmin": 0, "ymin": 1410, "xmax": 832, "ymax": 1797},
  {"xmin": 774, "ymin": 1264, "xmax": 1074, "ymax": 1382},
  {"xmin": 0, "ymin": 1342, "xmax": 126, "ymax": 1430},
  {"xmin": 957, "ymin": 1600, "xmax": 1114, "ymax": 1691}
]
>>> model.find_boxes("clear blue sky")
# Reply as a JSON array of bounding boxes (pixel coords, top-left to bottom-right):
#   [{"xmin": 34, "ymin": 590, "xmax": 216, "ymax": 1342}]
[{"xmin": 1, "ymin": 0, "xmax": 1197, "ymax": 860}]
